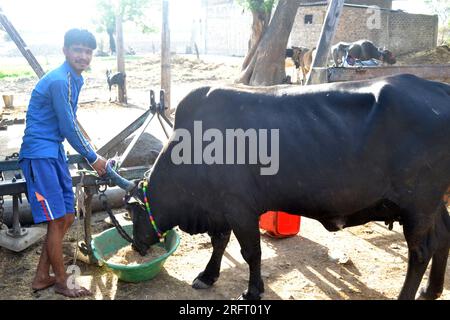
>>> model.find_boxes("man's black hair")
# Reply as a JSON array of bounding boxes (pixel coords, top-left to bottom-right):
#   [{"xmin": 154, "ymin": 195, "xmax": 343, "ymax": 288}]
[{"xmin": 64, "ymin": 28, "xmax": 97, "ymax": 50}]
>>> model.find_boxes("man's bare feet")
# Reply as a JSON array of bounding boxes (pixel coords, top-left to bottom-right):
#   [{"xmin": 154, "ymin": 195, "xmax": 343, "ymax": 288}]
[
  {"xmin": 54, "ymin": 282, "xmax": 92, "ymax": 298},
  {"xmin": 32, "ymin": 276, "xmax": 56, "ymax": 292}
]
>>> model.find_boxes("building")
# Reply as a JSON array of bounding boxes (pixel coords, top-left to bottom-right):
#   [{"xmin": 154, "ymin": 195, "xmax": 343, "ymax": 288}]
[
  {"xmin": 200, "ymin": 0, "xmax": 251, "ymax": 56},
  {"xmin": 291, "ymin": 0, "xmax": 438, "ymax": 55},
  {"xmin": 200, "ymin": 0, "xmax": 438, "ymax": 57}
]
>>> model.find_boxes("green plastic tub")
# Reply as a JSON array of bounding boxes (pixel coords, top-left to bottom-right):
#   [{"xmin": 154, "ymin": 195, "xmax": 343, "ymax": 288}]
[{"xmin": 91, "ymin": 224, "xmax": 180, "ymax": 282}]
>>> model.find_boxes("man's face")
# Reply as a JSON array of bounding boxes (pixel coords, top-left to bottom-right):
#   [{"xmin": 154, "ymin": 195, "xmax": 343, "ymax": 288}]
[{"xmin": 63, "ymin": 44, "xmax": 93, "ymax": 74}]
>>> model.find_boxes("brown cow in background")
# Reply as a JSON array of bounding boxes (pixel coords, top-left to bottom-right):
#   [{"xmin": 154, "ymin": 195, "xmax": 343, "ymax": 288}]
[{"xmin": 286, "ymin": 46, "xmax": 316, "ymax": 84}]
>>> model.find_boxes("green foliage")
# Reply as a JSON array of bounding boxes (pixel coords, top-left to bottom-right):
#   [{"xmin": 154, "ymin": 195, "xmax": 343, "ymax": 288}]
[
  {"xmin": 0, "ymin": 70, "xmax": 33, "ymax": 79},
  {"xmin": 425, "ymin": 0, "xmax": 450, "ymax": 44},
  {"xmin": 95, "ymin": 0, "xmax": 116, "ymax": 34},
  {"xmin": 94, "ymin": 0, "xmax": 156, "ymax": 34},
  {"xmin": 236, "ymin": 0, "xmax": 276, "ymax": 13},
  {"xmin": 424, "ymin": 0, "xmax": 450, "ymax": 25}
]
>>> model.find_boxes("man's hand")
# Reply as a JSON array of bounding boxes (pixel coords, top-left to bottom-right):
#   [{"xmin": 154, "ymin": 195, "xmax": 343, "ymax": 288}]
[{"xmin": 91, "ymin": 155, "xmax": 107, "ymax": 176}]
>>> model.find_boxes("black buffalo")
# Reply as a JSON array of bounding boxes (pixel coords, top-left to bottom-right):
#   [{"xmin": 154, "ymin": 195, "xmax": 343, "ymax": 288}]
[
  {"xmin": 123, "ymin": 74, "xmax": 449, "ymax": 300},
  {"xmin": 332, "ymin": 40, "xmax": 396, "ymax": 66},
  {"xmin": 331, "ymin": 41, "xmax": 351, "ymax": 66}
]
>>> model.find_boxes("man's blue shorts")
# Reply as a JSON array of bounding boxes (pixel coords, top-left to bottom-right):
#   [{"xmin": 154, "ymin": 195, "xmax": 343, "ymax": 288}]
[{"xmin": 19, "ymin": 152, "xmax": 75, "ymax": 224}]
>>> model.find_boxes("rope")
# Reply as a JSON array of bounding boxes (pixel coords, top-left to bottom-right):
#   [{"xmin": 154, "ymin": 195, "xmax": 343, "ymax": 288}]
[
  {"xmin": 73, "ymin": 172, "xmax": 85, "ymax": 265},
  {"xmin": 100, "ymin": 195, "xmax": 148, "ymax": 255},
  {"xmin": 73, "ymin": 164, "xmax": 147, "ymax": 255}
]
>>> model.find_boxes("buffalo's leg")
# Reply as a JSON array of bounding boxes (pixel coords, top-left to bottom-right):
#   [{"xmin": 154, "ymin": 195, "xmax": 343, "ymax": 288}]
[
  {"xmin": 398, "ymin": 205, "xmax": 438, "ymax": 300},
  {"xmin": 192, "ymin": 230, "xmax": 231, "ymax": 289},
  {"xmin": 419, "ymin": 244, "xmax": 449, "ymax": 299},
  {"xmin": 399, "ymin": 242, "xmax": 432, "ymax": 299},
  {"xmin": 419, "ymin": 205, "xmax": 450, "ymax": 300},
  {"xmin": 230, "ymin": 218, "xmax": 264, "ymax": 300}
]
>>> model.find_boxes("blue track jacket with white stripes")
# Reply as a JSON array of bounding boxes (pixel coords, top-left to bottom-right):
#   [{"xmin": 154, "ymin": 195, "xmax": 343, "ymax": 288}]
[{"xmin": 19, "ymin": 61, "xmax": 97, "ymax": 163}]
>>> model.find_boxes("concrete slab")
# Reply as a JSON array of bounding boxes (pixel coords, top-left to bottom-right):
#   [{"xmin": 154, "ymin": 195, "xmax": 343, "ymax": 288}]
[{"xmin": 0, "ymin": 226, "xmax": 46, "ymax": 252}]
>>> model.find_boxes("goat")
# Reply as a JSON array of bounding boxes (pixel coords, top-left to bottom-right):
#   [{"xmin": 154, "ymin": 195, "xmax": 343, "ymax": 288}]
[{"xmin": 106, "ymin": 70, "xmax": 126, "ymax": 102}]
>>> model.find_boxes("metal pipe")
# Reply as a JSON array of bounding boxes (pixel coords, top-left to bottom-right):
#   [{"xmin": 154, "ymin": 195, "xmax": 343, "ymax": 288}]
[
  {"xmin": 117, "ymin": 112, "xmax": 156, "ymax": 169},
  {"xmin": 1, "ymin": 187, "xmax": 127, "ymax": 227}
]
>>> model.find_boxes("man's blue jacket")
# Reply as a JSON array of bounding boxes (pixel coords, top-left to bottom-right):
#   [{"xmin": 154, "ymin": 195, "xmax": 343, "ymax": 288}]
[{"xmin": 19, "ymin": 61, "xmax": 97, "ymax": 163}]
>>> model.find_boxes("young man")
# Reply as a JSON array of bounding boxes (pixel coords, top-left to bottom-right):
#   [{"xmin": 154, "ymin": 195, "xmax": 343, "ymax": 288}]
[{"xmin": 19, "ymin": 28, "xmax": 107, "ymax": 297}]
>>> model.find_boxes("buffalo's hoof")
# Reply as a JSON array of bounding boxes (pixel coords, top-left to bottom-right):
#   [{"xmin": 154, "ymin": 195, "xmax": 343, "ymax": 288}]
[
  {"xmin": 192, "ymin": 272, "xmax": 217, "ymax": 290},
  {"xmin": 236, "ymin": 290, "xmax": 262, "ymax": 300},
  {"xmin": 418, "ymin": 288, "xmax": 442, "ymax": 300},
  {"xmin": 192, "ymin": 278, "xmax": 211, "ymax": 289}
]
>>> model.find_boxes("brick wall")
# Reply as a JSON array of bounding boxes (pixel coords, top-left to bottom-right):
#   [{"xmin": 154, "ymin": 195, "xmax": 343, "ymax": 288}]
[
  {"xmin": 201, "ymin": 0, "xmax": 436, "ymax": 57},
  {"xmin": 290, "ymin": 5, "xmax": 437, "ymax": 56},
  {"xmin": 345, "ymin": 0, "xmax": 392, "ymax": 9},
  {"xmin": 333, "ymin": 7, "xmax": 390, "ymax": 49},
  {"xmin": 290, "ymin": 6, "xmax": 326, "ymax": 49},
  {"xmin": 388, "ymin": 11, "xmax": 439, "ymax": 54}
]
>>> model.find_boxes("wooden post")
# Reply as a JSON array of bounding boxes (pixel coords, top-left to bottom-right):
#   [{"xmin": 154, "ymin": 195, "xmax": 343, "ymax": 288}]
[
  {"xmin": 82, "ymin": 186, "xmax": 96, "ymax": 263},
  {"xmin": 161, "ymin": 0, "xmax": 171, "ymax": 114},
  {"xmin": 306, "ymin": 0, "xmax": 345, "ymax": 85},
  {"xmin": 116, "ymin": 13, "xmax": 127, "ymax": 104},
  {"xmin": 0, "ymin": 8, "xmax": 45, "ymax": 78}
]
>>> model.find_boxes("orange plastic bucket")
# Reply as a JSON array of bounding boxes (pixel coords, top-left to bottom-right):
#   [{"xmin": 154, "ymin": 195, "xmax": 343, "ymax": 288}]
[{"xmin": 259, "ymin": 211, "xmax": 301, "ymax": 238}]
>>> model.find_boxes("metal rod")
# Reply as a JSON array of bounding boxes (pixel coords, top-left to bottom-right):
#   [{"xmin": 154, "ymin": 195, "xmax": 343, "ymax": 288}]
[
  {"xmin": 117, "ymin": 112, "xmax": 156, "ymax": 168},
  {"xmin": 83, "ymin": 188, "xmax": 94, "ymax": 256},
  {"xmin": 0, "ymin": 154, "xmax": 87, "ymax": 172},
  {"xmin": 157, "ymin": 114, "xmax": 170, "ymax": 139},
  {"xmin": 160, "ymin": 112, "xmax": 174, "ymax": 129},
  {"xmin": 0, "ymin": 165, "xmax": 149, "ymax": 196},
  {"xmin": 97, "ymin": 109, "xmax": 151, "ymax": 157},
  {"xmin": 11, "ymin": 195, "xmax": 21, "ymax": 236}
]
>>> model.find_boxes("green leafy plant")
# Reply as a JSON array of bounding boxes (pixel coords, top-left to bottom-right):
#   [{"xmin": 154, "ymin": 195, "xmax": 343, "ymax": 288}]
[
  {"xmin": 424, "ymin": 0, "xmax": 450, "ymax": 44},
  {"xmin": 94, "ymin": 0, "xmax": 157, "ymax": 54},
  {"xmin": 237, "ymin": 0, "xmax": 276, "ymax": 13}
]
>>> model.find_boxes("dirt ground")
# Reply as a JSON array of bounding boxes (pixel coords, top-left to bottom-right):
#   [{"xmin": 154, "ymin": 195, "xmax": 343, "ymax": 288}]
[
  {"xmin": 396, "ymin": 45, "xmax": 450, "ymax": 66},
  {"xmin": 0, "ymin": 53, "xmax": 449, "ymax": 300}
]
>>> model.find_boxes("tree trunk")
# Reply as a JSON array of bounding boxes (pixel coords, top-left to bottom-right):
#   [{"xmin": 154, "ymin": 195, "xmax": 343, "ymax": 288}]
[
  {"xmin": 237, "ymin": 0, "xmax": 300, "ymax": 86},
  {"xmin": 241, "ymin": 7, "xmax": 271, "ymax": 71},
  {"xmin": 116, "ymin": 14, "xmax": 127, "ymax": 104},
  {"xmin": 107, "ymin": 29, "xmax": 116, "ymax": 55}
]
